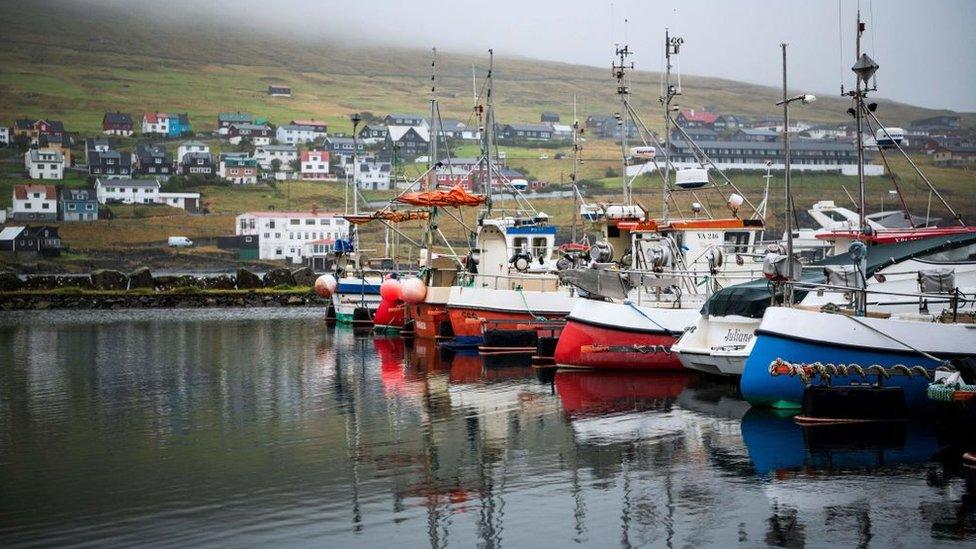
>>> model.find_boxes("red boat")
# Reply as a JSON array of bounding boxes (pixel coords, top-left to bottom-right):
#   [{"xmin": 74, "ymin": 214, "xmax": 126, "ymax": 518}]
[
  {"xmin": 554, "ymin": 299, "xmax": 701, "ymax": 371},
  {"xmin": 406, "ymin": 301, "xmax": 449, "ymax": 340}
]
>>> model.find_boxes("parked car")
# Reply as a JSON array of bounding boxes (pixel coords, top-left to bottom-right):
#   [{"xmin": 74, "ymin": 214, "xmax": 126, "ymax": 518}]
[{"xmin": 167, "ymin": 236, "xmax": 194, "ymax": 248}]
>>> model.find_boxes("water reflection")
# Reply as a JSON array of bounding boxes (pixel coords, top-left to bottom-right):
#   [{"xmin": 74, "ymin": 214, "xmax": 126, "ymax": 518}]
[{"xmin": 0, "ymin": 309, "xmax": 972, "ymax": 547}]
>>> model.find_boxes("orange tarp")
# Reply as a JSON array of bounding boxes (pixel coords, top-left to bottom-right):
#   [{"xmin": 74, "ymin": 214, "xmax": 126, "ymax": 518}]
[
  {"xmin": 343, "ymin": 210, "xmax": 431, "ymax": 224},
  {"xmin": 397, "ymin": 185, "xmax": 486, "ymax": 207}
]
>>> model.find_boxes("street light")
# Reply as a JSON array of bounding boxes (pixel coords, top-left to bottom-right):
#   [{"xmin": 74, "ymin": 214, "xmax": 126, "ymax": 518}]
[{"xmin": 776, "ymin": 43, "xmax": 816, "ymax": 304}]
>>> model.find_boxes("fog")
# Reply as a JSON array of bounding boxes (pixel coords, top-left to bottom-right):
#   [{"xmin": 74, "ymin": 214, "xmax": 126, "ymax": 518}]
[{"xmin": 84, "ymin": 0, "xmax": 975, "ymax": 111}]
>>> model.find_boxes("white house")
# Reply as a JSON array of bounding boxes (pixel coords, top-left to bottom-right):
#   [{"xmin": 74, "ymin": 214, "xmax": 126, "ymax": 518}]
[
  {"xmin": 12, "ymin": 184, "xmax": 58, "ymax": 221},
  {"xmin": 275, "ymin": 124, "xmax": 318, "ymax": 145},
  {"xmin": 235, "ymin": 211, "xmax": 350, "ymax": 264},
  {"xmin": 227, "ymin": 123, "xmax": 273, "ymax": 146},
  {"xmin": 95, "ymin": 177, "xmax": 161, "ymax": 204},
  {"xmin": 255, "ymin": 144, "xmax": 298, "ymax": 170},
  {"xmin": 156, "ymin": 192, "xmax": 201, "ymax": 211},
  {"xmin": 356, "ymin": 157, "xmax": 392, "ymax": 190},
  {"xmin": 176, "ymin": 141, "xmax": 210, "ymax": 164},
  {"xmin": 0, "ymin": 126, "xmax": 10, "ymax": 147},
  {"xmin": 141, "ymin": 113, "xmax": 169, "ymax": 135},
  {"xmin": 24, "ymin": 149, "xmax": 64, "ymax": 180},
  {"xmin": 300, "ymin": 150, "xmax": 332, "ymax": 180}
]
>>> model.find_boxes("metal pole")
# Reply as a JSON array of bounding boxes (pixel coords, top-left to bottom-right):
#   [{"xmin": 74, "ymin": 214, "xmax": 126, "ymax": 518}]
[
  {"xmin": 781, "ymin": 43, "xmax": 794, "ymax": 304},
  {"xmin": 662, "ymin": 30, "xmax": 672, "ymax": 222}
]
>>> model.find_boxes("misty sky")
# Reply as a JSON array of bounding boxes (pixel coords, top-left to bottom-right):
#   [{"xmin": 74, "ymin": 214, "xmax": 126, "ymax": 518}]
[{"xmin": 101, "ymin": 0, "xmax": 975, "ymax": 111}]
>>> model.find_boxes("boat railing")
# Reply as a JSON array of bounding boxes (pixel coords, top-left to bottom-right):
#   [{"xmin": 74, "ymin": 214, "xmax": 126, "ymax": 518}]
[
  {"xmin": 457, "ymin": 271, "xmax": 560, "ymax": 291},
  {"xmin": 789, "ymin": 280, "xmax": 972, "ymax": 319}
]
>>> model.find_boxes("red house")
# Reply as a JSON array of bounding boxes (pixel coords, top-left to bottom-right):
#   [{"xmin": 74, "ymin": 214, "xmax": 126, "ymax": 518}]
[
  {"xmin": 102, "ymin": 112, "xmax": 134, "ymax": 136},
  {"xmin": 676, "ymin": 109, "xmax": 720, "ymax": 129}
]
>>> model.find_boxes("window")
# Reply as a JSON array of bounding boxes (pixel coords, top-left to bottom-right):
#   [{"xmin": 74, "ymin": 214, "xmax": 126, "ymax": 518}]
[
  {"xmin": 24, "ymin": 203, "xmax": 31, "ymax": 209},
  {"xmin": 320, "ymin": 219, "xmax": 330, "ymax": 226},
  {"xmin": 68, "ymin": 203, "xmax": 76, "ymax": 210},
  {"xmin": 268, "ymin": 220, "xmax": 275, "ymax": 229},
  {"xmin": 724, "ymin": 231, "xmax": 751, "ymax": 253},
  {"xmin": 86, "ymin": 204, "xmax": 94, "ymax": 210},
  {"xmin": 290, "ymin": 219, "xmax": 300, "ymax": 225},
  {"xmin": 263, "ymin": 233, "xmax": 269, "ymax": 239},
  {"xmin": 305, "ymin": 219, "xmax": 315, "ymax": 225}
]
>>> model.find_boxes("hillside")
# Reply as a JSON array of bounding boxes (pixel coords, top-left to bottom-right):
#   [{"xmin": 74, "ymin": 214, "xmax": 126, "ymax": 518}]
[{"xmin": 0, "ymin": 0, "xmax": 973, "ymax": 135}]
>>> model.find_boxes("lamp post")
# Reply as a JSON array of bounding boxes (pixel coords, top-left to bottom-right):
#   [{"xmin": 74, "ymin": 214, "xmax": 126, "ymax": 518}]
[{"xmin": 775, "ymin": 43, "xmax": 816, "ymax": 305}]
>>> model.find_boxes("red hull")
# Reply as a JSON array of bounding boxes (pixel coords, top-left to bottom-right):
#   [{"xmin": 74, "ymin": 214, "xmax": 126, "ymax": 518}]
[
  {"xmin": 553, "ymin": 318, "xmax": 683, "ymax": 371},
  {"xmin": 374, "ymin": 298, "xmax": 405, "ymax": 329},
  {"xmin": 406, "ymin": 302, "xmax": 449, "ymax": 340},
  {"xmin": 448, "ymin": 307, "xmax": 564, "ymax": 339}
]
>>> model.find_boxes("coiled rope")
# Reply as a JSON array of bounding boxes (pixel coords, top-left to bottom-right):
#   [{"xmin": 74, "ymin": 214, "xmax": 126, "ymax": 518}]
[{"xmin": 768, "ymin": 358, "xmax": 937, "ymax": 384}]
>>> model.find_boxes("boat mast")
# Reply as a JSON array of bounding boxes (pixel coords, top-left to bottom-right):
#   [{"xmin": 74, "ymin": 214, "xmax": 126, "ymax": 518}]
[
  {"xmin": 571, "ymin": 94, "xmax": 581, "ymax": 243},
  {"xmin": 425, "ymin": 48, "xmax": 438, "ymax": 272},
  {"xmin": 612, "ymin": 44, "xmax": 633, "ymax": 205},
  {"xmin": 661, "ymin": 30, "xmax": 682, "ymax": 222},
  {"xmin": 482, "ymin": 50, "xmax": 495, "ymax": 215},
  {"xmin": 350, "ymin": 113, "xmax": 362, "ymax": 254}
]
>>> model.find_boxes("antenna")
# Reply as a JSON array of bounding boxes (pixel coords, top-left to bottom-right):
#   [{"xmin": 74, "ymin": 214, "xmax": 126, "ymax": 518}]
[
  {"xmin": 612, "ymin": 42, "xmax": 634, "ymax": 204},
  {"xmin": 661, "ymin": 28, "xmax": 683, "ymax": 221}
]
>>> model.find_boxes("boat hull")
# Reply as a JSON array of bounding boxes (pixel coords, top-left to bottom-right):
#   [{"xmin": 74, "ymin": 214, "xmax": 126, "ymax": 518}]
[
  {"xmin": 406, "ymin": 286, "xmax": 453, "ymax": 340},
  {"xmin": 553, "ymin": 299, "xmax": 700, "ymax": 371},
  {"xmin": 331, "ymin": 279, "xmax": 382, "ymax": 324},
  {"xmin": 446, "ymin": 286, "xmax": 575, "ymax": 346},
  {"xmin": 740, "ymin": 307, "xmax": 976, "ymax": 410}
]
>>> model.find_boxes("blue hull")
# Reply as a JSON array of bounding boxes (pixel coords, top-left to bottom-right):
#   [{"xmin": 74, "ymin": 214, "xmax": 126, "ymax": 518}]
[{"xmin": 740, "ymin": 332, "xmax": 940, "ymax": 410}]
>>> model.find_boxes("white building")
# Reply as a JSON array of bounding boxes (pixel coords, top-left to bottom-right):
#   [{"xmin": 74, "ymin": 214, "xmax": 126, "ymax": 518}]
[
  {"xmin": 0, "ymin": 126, "xmax": 10, "ymax": 147},
  {"xmin": 235, "ymin": 211, "xmax": 350, "ymax": 264},
  {"xmin": 95, "ymin": 177, "xmax": 161, "ymax": 204},
  {"xmin": 24, "ymin": 149, "xmax": 64, "ymax": 180},
  {"xmin": 156, "ymin": 192, "xmax": 201, "ymax": 211},
  {"xmin": 275, "ymin": 124, "xmax": 318, "ymax": 145},
  {"xmin": 141, "ymin": 113, "xmax": 169, "ymax": 135},
  {"xmin": 255, "ymin": 144, "xmax": 298, "ymax": 170},
  {"xmin": 12, "ymin": 184, "xmax": 57, "ymax": 221},
  {"xmin": 176, "ymin": 141, "xmax": 210, "ymax": 164},
  {"xmin": 356, "ymin": 157, "xmax": 392, "ymax": 190},
  {"xmin": 300, "ymin": 150, "xmax": 332, "ymax": 180}
]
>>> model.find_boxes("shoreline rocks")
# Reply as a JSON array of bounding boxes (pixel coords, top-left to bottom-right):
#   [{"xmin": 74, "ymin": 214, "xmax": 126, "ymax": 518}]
[{"xmin": 0, "ymin": 292, "xmax": 329, "ymax": 311}]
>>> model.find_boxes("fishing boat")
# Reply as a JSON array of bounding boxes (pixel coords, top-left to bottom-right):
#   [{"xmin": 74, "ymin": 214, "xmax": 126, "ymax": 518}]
[
  {"xmin": 674, "ymin": 232, "xmax": 976, "ymax": 377},
  {"xmin": 739, "ymin": 10, "xmax": 976, "ymax": 411}
]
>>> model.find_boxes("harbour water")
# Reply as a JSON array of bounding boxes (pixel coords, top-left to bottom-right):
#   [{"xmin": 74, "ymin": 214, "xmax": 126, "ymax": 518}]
[{"xmin": 0, "ymin": 309, "xmax": 973, "ymax": 547}]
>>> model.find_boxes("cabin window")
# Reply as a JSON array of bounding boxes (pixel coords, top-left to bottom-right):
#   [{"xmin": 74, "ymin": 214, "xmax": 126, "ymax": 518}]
[
  {"xmin": 513, "ymin": 237, "xmax": 528, "ymax": 254},
  {"xmin": 724, "ymin": 231, "xmax": 751, "ymax": 253},
  {"xmin": 531, "ymin": 237, "xmax": 549, "ymax": 259}
]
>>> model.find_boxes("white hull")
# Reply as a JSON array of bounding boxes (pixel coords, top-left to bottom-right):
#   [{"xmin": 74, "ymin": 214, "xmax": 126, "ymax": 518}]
[
  {"xmin": 565, "ymin": 298, "xmax": 701, "ymax": 335},
  {"xmin": 447, "ymin": 285, "xmax": 578, "ymax": 315},
  {"xmin": 672, "ymin": 314, "xmax": 756, "ymax": 377}
]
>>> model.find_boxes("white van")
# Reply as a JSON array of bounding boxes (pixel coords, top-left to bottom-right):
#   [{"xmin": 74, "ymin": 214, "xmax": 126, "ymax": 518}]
[{"xmin": 168, "ymin": 236, "xmax": 194, "ymax": 248}]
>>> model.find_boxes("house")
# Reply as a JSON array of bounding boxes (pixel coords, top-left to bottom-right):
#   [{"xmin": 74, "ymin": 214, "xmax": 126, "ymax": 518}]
[
  {"xmin": 134, "ymin": 142, "xmax": 175, "ymax": 176},
  {"xmin": 37, "ymin": 133, "xmax": 72, "ymax": 165},
  {"xmin": 300, "ymin": 150, "xmax": 331, "ymax": 180},
  {"xmin": 358, "ymin": 124, "xmax": 389, "ymax": 144},
  {"xmin": 910, "ymin": 115, "xmax": 961, "ymax": 132},
  {"xmin": 0, "ymin": 126, "xmax": 9, "ymax": 147},
  {"xmin": 217, "ymin": 112, "xmax": 253, "ymax": 135},
  {"xmin": 290, "ymin": 119, "xmax": 328, "ymax": 134},
  {"xmin": 676, "ymin": 109, "xmax": 720, "ymax": 129},
  {"xmin": 276, "ymin": 124, "xmax": 318, "ymax": 145},
  {"xmin": 713, "ymin": 114, "xmax": 740, "ymax": 132},
  {"xmin": 95, "ymin": 177, "xmax": 161, "ymax": 204},
  {"xmin": 85, "ymin": 137, "xmax": 114, "ymax": 164},
  {"xmin": 541, "ymin": 112, "xmax": 560, "ymax": 123},
  {"xmin": 802, "ymin": 124, "xmax": 850, "ymax": 140},
  {"xmin": 24, "ymin": 149, "xmax": 64, "ymax": 180},
  {"xmin": 142, "ymin": 112, "xmax": 191, "ymax": 137},
  {"xmin": 384, "ymin": 113, "xmax": 428, "ymax": 127},
  {"xmin": 102, "ymin": 112, "xmax": 134, "ymax": 136},
  {"xmin": 0, "ymin": 226, "xmax": 61, "ymax": 257},
  {"xmin": 383, "ymin": 125, "xmax": 430, "ymax": 161},
  {"xmin": 268, "ymin": 85, "xmax": 292, "ymax": 97},
  {"xmin": 324, "ymin": 135, "xmax": 366, "ymax": 155},
  {"xmin": 227, "ymin": 123, "xmax": 273, "ymax": 146},
  {"xmin": 434, "ymin": 166, "xmax": 475, "ymax": 190},
  {"xmin": 60, "ymin": 187, "xmax": 99, "ymax": 221},
  {"xmin": 932, "ymin": 144, "xmax": 976, "ymax": 167},
  {"xmin": 176, "ymin": 141, "xmax": 210, "ymax": 164},
  {"xmin": 236, "ymin": 210, "xmax": 350, "ymax": 263},
  {"xmin": 88, "ymin": 150, "xmax": 133, "ymax": 179},
  {"xmin": 218, "ymin": 153, "xmax": 258, "ymax": 184},
  {"xmin": 179, "ymin": 152, "xmax": 215, "ymax": 176},
  {"xmin": 551, "ymin": 124, "xmax": 572, "ymax": 141},
  {"xmin": 14, "ymin": 119, "xmax": 67, "ymax": 145},
  {"xmin": 355, "ymin": 157, "xmax": 392, "ymax": 190},
  {"xmin": 255, "ymin": 144, "xmax": 298, "ymax": 171},
  {"xmin": 672, "ymin": 127, "xmax": 719, "ymax": 142},
  {"xmin": 431, "ymin": 119, "xmax": 466, "ymax": 140},
  {"xmin": 156, "ymin": 192, "xmax": 201, "ymax": 211},
  {"xmin": 499, "ymin": 123, "xmax": 553, "ymax": 142},
  {"xmin": 12, "ymin": 184, "xmax": 58, "ymax": 221}
]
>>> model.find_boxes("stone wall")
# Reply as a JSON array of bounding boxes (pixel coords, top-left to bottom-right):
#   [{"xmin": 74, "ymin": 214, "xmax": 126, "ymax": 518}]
[{"xmin": 0, "ymin": 292, "xmax": 328, "ymax": 311}]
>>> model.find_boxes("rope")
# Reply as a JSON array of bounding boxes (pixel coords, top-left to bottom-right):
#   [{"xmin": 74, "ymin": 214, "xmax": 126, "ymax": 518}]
[
  {"xmin": 769, "ymin": 358, "xmax": 938, "ymax": 385},
  {"xmin": 583, "ymin": 344, "xmax": 672, "ymax": 355},
  {"xmin": 624, "ymin": 300, "xmax": 673, "ymax": 334},
  {"xmin": 515, "ymin": 286, "xmax": 548, "ymax": 322},
  {"xmin": 843, "ymin": 314, "xmax": 945, "ymax": 364}
]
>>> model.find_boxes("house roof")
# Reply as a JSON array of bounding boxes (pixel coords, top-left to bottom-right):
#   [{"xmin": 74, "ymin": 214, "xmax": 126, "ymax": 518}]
[
  {"xmin": 736, "ymin": 128, "xmax": 778, "ymax": 137},
  {"xmin": 238, "ymin": 211, "xmax": 343, "ymax": 218},
  {"xmin": 506, "ymin": 123, "xmax": 552, "ymax": 132},
  {"xmin": 27, "ymin": 149, "xmax": 64, "ymax": 162},
  {"xmin": 14, "ymin": 184, "xmax": 57, "ymax": 200},
  {"xmin": 386, "ymin": 113, "xmax": 426, "ymax": 121},
  {"xmin": 258, "ymin": 144, "xmax": 298, "ymax": 153},
  {"xmin": 218, "ymin": 112, "xmax": 253, "ymax": 122},
  {"xmin": 144, "ymin": 112, "xmax": 165, "ymax": 123},
  {"xmin": 0, "ymin": 226, "xmax": 25, "ymax": 241},
  {"xmin": 14, "ymin": 119, "xmax": 36, "ymax": 130},
  {"xmin": 671, "ymin": 138, "xmax": 857, "ymax": 152},
  {"xmin": 181, "ymin": 152, "xmax": 212, "ymax": 162},
  {"xmin": 230, "ymin": 123, "xmax": 272, "ymax": 132},
  {"xmin": 62, "ymin": 187, "xmax": 97, "ymax": 201},
  {"xmin": 679, "ymin": 109, "xmax": 720, "ymax": 124},
  {"xmin": 388, "ymin": 125, "xmax": 430, "ymax": 142},
  {"xmin": 279, "ymin": 124, "xmax": 316, "ymax": 132},
  {"xmin": 179, "ymin": 140, "xmax": 207, "ymax": 148},
  {"xmin": 300, "ymin": 150, "xmax": 329, "ymax": 162},
  {"xmin": 104, "ymin": 112, "xmax": 133, "ymax": 125},
  {"xmin": 85, "ymin": 137, "xmax": 114, "ymax": 150},
  {"xmin": 90, "ymin": 150, "xmax": 131, "ymax": 163},
  {"xmin": 95, "ymin": 177, "xmax": 161, "ymax": 188}
]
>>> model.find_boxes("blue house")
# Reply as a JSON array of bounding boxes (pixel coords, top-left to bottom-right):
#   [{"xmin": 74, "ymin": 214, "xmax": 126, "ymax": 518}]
[
  {"xmin": 167, "ymin": 113, "xmax": 191, "ymax": 138},
  {"xmin": 60, "ymin": 187, "xmax": 99, "ymax": 221}
]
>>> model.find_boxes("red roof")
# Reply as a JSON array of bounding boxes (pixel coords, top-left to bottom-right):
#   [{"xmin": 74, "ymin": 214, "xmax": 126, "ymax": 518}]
[
  {"xmin": 144, "ymin": 112, "xmax": 168, "ymax": 123},
  {"xmin": 14, "ymin": 184, "xmax": 57, "ymax": 200},
  {"xmin": 300, "ymin": 150, "xmax": 329, "ymax": 162},
  {"xmin": 680, "ymin": 109, "xmax": 720, "ymax": 124},
  {"xmin": 291, "ymin": 119, "xmax": 327, "ymax": 127},
  {"xmin": 241, "ymin": 211, "xmax": 342, "ymax": 218}
]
